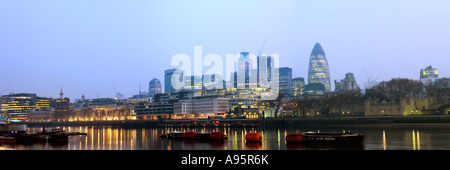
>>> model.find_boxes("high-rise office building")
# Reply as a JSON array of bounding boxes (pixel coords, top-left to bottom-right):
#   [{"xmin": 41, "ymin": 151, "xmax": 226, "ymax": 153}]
[
  {"xmin": 0, "ymin": 93, "xmax": 53, "ymax": 120},
  {"xmin": 165, "ymin": 69, "xmax": 184, "ymax": 94},
  {"xmin": 420, "ymin": 65, "xmax": 438, "ymax": 85},
  {"xmin": 202, "ymin": 74, "xmax": 223, "ymax": 90},
  {"xmin": 149, "ymin": 78, "xmax": 162, "ymax": 97},
  {"xmin": 292, "ymin": 77, "xmax": 305, "ymax": 97},
  {"xmin": 278, "ymin": 67, "xmax": 292, "ymax": 96},
  {"xmin": 257, "ymin": 55, "xmax": 274, "ymax": 88},
  {"xmin": 237, "ymin": 52, "xmax": 255, "ymax": 89},
  {"xmin": 184, "ymin": 75, "xmax": 203, "ymax": 91},
  {"xmin": 308, "ymin": 43, "xmax": 331, "ymax": 92},
  {"xmin": 1, "ymin": 93, "xmax": 36, "ymax": 119},
  {"xmin": 183, "ymin": 74, "xmax": 223, "ymax": 91},
  {"xmin": 304, "ymin": 83, "xmax": 325, "ymax": 95},
  {"xmin": 229, "ymin": 71, "xmax": 238, "ymax": 89}
]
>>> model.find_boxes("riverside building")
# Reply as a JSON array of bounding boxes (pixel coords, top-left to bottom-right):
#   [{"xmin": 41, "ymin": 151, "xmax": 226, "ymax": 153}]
[{"xmin": 420, "ymin": 65, "xmax": 438, "ymax": 86}]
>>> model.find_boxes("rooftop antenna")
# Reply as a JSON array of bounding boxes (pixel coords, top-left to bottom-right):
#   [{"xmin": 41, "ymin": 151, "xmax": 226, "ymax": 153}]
[{"xmin": 60, "ymin": 87, "xmax": 64, "ymax": 99}]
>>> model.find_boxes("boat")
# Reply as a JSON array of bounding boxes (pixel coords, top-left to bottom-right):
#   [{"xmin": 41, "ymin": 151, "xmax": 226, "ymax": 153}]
[
  {"xmin": 163, "ymin": 131, "xmax": 227, "ymax": 141},
  {"xmin": 49, "ymin": 132, "xmax": 69, "ymax": 143},
  {"xmin": 209, "ymin": 132, "xmax": 226, "ymax": 140},
  {"xmin": 15, "ymin": 134, "xmax": 47, "ymax": 144},
  {"xmin": 65, "ymin": 131, "xmax": 88, "ymax": 136},
  {"xmin": 245, "ymin": 132, "xmax": 262, "ymax": 142},
  {"xmin": 0, "ymin": 120, "xmax": 27, "ymax": 136},
  {"xmin": 0, "ymin": 123, "xmax": 69, "ymax": 144},
  {"xmin": 285, "ymin": 133, "xmax": 304, "ymax": 143},
  {"xmin": 183, "ymin": 131, "xmax": 196, "ymax": 139},
  {"xmin": 38, "ymin": 127, "xmax": 64, "ymax": 135},
  {"xmin": 0, "ymin": 135, "xmax": 16, "ymax": 143},
  {"xmin": 36, "ymin": 128, "xmax": 69, "ymax": 143},
  {"xmin": 285, "ymin": 131, "xmax": 364, "ymax": 144},
  {"xmin": 166, "ymin": 131, "xmax": 185, "ymax": 138}
]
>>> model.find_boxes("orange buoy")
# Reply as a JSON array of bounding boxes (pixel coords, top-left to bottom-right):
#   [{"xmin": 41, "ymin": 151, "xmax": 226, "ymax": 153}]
[
  {"xmin": 183, "ymin": 131, "xmax": 196, "ymax": 139},
  {"xmin": 209, "ymin": 132, "xmax": 225, "ymax": 140},
  {"xmin": 245, "ymin": 132, "xmax": 262, "ymax": 142},
  {"xmin": 285, "ymin": 133, "xmax": 304, "ymax": 143}
]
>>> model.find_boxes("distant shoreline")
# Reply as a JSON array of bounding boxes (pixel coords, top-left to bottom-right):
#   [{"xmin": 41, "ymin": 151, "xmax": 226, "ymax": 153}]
[
  {"xmin": 263, "ymin": 115, "xmax": 450, "ymax": 127},
  {"xmin": 26, "ymin": 120, "xmax": 159, "ymax": 128},
  {"xmin": 25, "ymin": 115, "xmax": 450, "ymax": 128}
]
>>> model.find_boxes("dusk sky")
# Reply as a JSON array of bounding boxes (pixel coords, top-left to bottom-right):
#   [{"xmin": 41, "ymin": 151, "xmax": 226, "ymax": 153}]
[{"xmin": 1, "ymin": 0, "xmax": 449, "ymax": 100}]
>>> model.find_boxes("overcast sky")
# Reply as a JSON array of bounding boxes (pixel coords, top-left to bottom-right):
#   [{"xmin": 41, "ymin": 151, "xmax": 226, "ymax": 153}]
[{"xmin": 1, "ymin": 0, "xmax": 449, "ymax": 100}]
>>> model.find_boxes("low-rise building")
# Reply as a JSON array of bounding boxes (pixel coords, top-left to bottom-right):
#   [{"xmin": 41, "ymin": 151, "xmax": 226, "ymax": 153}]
[{"xmin": 365, "ymin": 97, "xmax": 435, "ymax": 116}]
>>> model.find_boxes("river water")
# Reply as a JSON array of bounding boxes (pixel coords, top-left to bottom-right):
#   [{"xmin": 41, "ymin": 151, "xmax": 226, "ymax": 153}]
[{"xmin": 1, "ymin": 124, "xmax": 450, "ymax": 150}]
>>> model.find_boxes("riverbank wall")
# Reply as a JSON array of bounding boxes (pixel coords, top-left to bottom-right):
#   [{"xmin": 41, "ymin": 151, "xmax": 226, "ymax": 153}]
[
  {"xmin": 263, "ymin": 115, "xmax": 450, "ymax": 127},
  {"xmin": 26, "ymin": 115, "xmax": 450, "ymax": 128},
  {"xmin": 26, "ymin": 120, "xmax": 159, "ymax": 128}
]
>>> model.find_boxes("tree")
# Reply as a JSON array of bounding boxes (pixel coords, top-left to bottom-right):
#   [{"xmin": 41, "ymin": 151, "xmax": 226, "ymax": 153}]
[
  {"xmin": 293, "ymin": 97, "xmax": 310, "ymax": 117},
  {"xmin": 425, "ymin": 78, "xmax": 450, "ymax": 104},
  {"xmin": 265, "ymin": 93, "xmax": 285, "ymax": 117},
  {"xmin": 119, "ymin": 107, "xmax": 133, "ymax": 120},
  {"xmin": 369, "ymin": 78, "xmax": 425, "ymax": 102}
]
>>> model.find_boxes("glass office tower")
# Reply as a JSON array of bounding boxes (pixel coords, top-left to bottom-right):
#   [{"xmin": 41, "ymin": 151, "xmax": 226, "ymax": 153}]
[{"xmin": 308, "ymin": 43, "xmax": 331, "ymax": 92}]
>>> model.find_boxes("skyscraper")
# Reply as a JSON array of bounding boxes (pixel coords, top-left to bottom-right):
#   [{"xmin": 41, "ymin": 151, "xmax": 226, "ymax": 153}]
[
  {"xmin": 237, "ymin": 52, "xmax": 256, "ymax": 89},
  {"xmin": 308, "ymin": 43, "xmax": 331, "ymax": 92},
  {"xmin": 257, "ymin": 55, "xmax": 274, "ymax": 88},
  {"xmin": 184, "ymin": 75, "xmax": 203, "ymax": 91},
  {"xmin": 149, "ymin": 78, "xmax": 162, "ymax": 97},
  {"xmin": 292, "ymin": 77, "xmax": 305, "ymax": 97},
  {"xmin": 420, "ymin": 65, "xmax": 438, "ymax": 85},
  {"xmin": 278, "ymin": 67, "xmax": 292, "ymax": 96},
  {"xmin": 164, "ymin": 69, "xmax": 184, "ymax": 94}
]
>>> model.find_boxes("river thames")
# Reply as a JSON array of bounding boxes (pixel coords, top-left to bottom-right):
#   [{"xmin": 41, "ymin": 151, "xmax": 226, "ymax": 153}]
[{"xmin": 1, "ymin": 124, "xmax": 450, "ymax": 150}]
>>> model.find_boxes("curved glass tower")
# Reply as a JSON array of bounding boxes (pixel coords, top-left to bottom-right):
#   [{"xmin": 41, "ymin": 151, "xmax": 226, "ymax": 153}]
[
  {"xmin": 149, "ymin": 78, "xmax": 162, "ymax": 97},
  {"xmin": 308, "ymin": 43, "xmax": 331, "ymax": 92}
]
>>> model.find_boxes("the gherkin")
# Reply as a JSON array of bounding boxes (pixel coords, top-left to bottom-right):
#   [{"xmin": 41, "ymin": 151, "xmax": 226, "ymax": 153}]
[{"xmin": 308, "ymin": 43, "xmax": 331, "ymax": 92}]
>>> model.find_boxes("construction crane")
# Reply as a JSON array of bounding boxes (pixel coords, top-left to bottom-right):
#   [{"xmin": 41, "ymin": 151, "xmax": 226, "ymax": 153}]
[
  {"xmin": 258, "ymin": 37, "xmax": 268, "ymax": 56},
  {"xmin": 364, "ymin": 68, "xmax": 380, "ymax": 89},
  {"xmin": 113, "ymin": 80, "xmax": 118, "ymax": 98},
  {"xmin": 364, "ymin": 68, "xmax": 372, "ymax": 83}
]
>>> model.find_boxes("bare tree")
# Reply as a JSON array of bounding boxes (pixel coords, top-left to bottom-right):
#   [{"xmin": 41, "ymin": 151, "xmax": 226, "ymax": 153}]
[
  {"xmin": 370, "ymin": 78, "xmax": 425, "ymax": 102},
  {"xmin": 265, "ymin": 93, "xmax": 285, "ymax": 117},
  {"xmin": 426, "ymin": 78, "xmax": 450, "ymax": 104}
]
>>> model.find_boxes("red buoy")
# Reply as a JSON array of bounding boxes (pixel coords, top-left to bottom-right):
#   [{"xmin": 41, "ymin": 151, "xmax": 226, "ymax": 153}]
[
  {"xmin": 183, "ymin": 131, "xmax": 196, "ymax": 139},
  {"xmin": 245, "ymin": 132, "xmax": 262, "ymax": 142},
  {"xmin": 209, "ymin": 132, "xmax": 225, "ymax": 140},
  {"xmin": 285, "ymin": 133, "xmax": 304, "ymax": 143}
]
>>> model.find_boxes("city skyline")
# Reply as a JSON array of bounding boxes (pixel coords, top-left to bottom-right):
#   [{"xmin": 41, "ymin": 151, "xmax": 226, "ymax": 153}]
[{"xmin": 1, "ymin": 0, "xmax": 450, "ymax": 100}]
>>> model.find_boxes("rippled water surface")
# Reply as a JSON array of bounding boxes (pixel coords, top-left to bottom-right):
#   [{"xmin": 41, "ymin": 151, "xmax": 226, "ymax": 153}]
[{"xmin": 1, "ymin": 124, "xmax": 450, "ymax": 150}]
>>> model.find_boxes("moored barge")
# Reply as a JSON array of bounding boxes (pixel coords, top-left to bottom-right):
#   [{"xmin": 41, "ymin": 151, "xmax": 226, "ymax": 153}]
[
  {"xmin": 162, "ymin": 131, "xmax": 227, "ymax": 141},
  {"xmin": 286, "ymin": 131, "xmax": 364, "ymax": 144}
]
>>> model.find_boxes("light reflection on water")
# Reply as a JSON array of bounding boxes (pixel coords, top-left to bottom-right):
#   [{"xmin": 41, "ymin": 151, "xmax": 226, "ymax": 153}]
[{"xmin": 2, "ymin": 125, "xmax": 450, "ymax": 150}]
